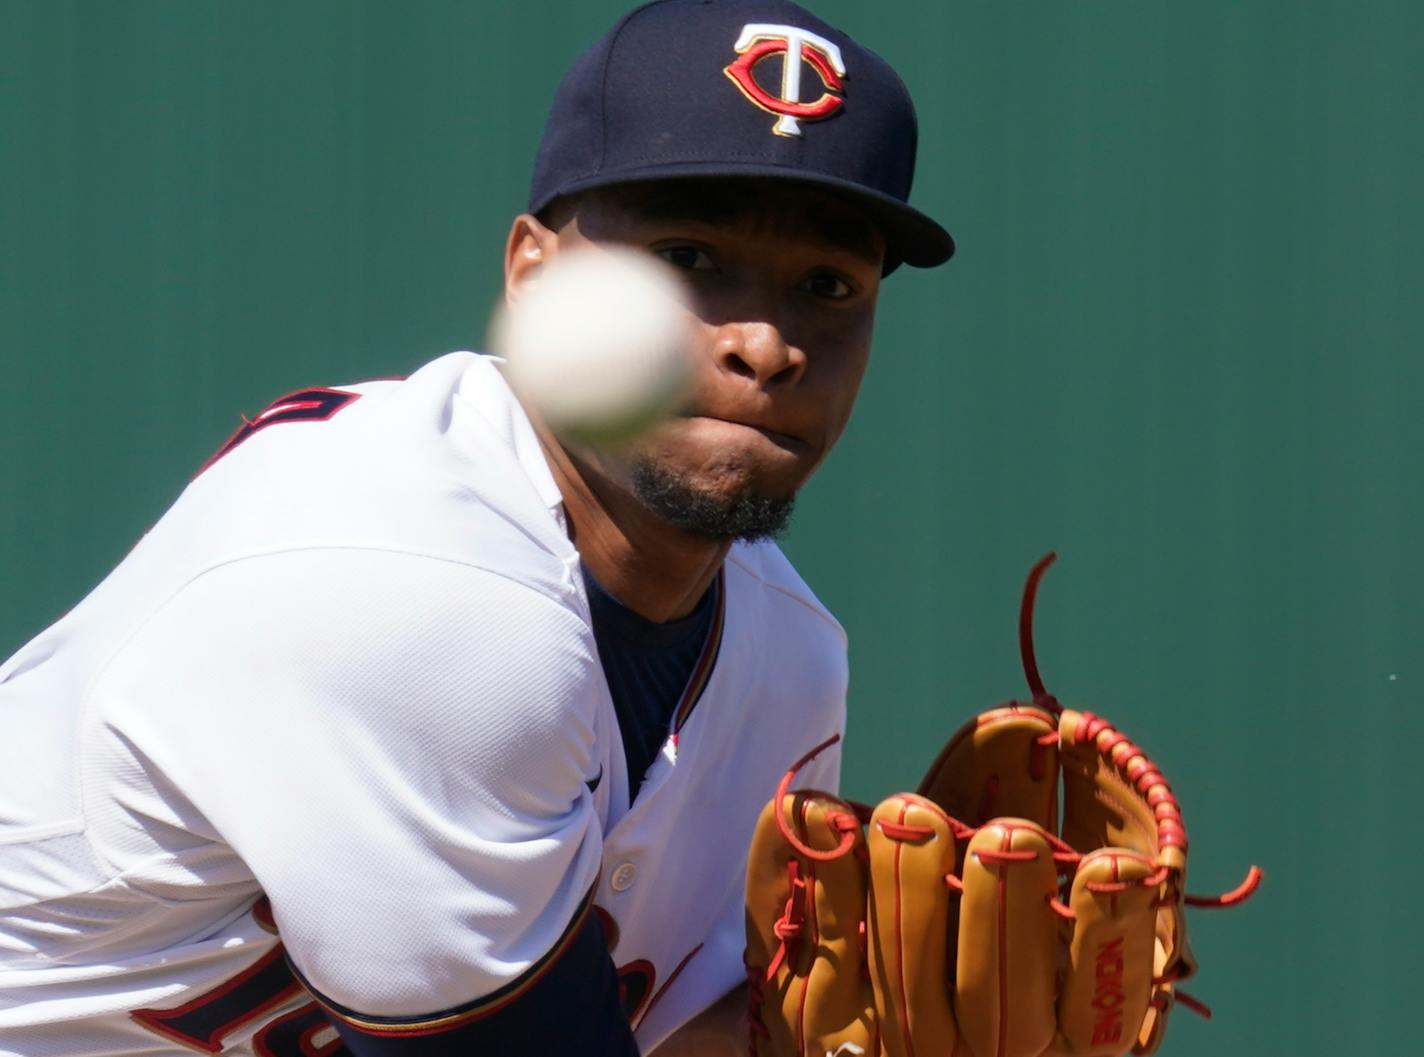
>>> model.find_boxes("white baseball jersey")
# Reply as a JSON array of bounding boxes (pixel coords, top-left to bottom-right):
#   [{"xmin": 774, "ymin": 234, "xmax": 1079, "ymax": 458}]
[{"xmin": 0, "ymin": 352, "xmax": 846, "ymax": 1055}]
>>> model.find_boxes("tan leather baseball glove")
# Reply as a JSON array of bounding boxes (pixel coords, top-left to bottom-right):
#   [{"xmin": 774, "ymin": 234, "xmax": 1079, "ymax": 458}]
[{"xmin": 744, "ymin": 553, "xmax": 1261, "ymax": 1057}]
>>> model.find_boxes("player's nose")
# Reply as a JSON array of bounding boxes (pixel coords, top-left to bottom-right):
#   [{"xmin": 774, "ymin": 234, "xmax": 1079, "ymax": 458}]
[{"xmin": 712, "ymin": 319, "xmax": 806, "ymax": 390}]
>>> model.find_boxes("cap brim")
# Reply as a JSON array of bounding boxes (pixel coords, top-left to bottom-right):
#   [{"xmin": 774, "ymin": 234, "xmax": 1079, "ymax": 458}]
[{"xmin": 534, "ymin": 163, "xmax": 954, "ymax": 273}]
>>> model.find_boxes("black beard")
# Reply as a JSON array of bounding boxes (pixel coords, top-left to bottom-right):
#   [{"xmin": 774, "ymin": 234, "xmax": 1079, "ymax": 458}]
[{"xmin": 629, "ymin": 458, "xmax": 795, "ymax": 543}]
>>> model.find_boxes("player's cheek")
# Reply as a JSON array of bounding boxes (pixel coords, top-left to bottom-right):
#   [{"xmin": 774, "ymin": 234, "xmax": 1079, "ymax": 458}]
[
  {"xmin": 820, "ymin": 334, "xmax": 873, "ymax": 406},
  {"xmin": 808, "ymin": 358, "xmax": 871, "ymax": 457},
  {"xmin": 667, "ymin": 326, "xmax": 725, "ymax": 393}
]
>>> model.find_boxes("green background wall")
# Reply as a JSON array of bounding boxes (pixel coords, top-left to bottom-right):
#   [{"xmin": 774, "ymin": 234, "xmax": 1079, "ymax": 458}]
[{"xmin": 3, "ymin": 1, "xmax": 1419, "ymax": 1053}]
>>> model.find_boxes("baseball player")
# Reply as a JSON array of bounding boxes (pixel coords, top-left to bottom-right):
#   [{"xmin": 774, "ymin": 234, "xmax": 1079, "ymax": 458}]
[{"xmin": 0, "ymin": 1, "xmax": 952, "ymax": 1054}]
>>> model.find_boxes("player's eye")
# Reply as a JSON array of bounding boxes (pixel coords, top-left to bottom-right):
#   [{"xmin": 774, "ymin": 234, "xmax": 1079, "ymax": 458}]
[
  {"xmin": 655, "ymin": 245, "xmax": 715, "ymax": 271},
  {"xmin": 799, "ymin": 270, "xmax": 855, "ymax": 300}
]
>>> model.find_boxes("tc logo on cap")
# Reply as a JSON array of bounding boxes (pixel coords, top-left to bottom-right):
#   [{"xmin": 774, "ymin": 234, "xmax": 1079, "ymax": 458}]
[{"xmin": 723, "ymin": 23, "xmax": 846, "ymax": 138}]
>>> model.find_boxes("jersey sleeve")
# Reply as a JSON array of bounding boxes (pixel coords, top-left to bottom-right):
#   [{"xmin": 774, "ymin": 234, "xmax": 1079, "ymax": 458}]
[{"xmin": 84, "ymin": 547, "xmax": 609, "ymax": 1023}]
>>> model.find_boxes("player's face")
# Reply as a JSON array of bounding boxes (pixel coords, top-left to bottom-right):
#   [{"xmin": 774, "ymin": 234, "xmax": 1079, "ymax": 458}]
[{"xmin": 548, "ymin": 181, "xmax": 885, "ymax": 540}]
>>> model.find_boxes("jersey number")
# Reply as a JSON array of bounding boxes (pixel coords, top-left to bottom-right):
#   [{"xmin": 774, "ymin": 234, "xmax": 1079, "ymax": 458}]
[
  {"xmin": 596, "ymin": 905, "xmax": 704, "ymax": 1031},
  {"xmin": 130, "ymin": 900, "xmax": 350, "ymax": 1056},
  {"xmin": 199, "ymin": 387, "xmax": 361, "ymax": 475}
]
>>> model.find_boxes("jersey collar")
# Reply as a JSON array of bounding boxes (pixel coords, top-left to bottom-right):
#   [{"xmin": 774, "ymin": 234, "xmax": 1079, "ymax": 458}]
[{"xmin": 456, "ymin": 353, "xmax": 565, "ymax": 514}]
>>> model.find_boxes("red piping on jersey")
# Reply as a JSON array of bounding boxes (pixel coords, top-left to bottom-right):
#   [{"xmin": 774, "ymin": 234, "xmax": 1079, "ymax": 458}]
[
  {"xmin": 639, "ymin": 944, "xmax": 704, "ymax": 1029},
  {"xmin": 671, "ymin": 570, "xmax": 726, "ymax": 735}
]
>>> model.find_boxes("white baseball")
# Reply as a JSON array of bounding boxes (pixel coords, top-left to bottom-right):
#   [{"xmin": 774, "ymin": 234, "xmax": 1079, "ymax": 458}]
[{"xmin": 493, "ymin": 245, "xmax": 695, "ymax": 444}]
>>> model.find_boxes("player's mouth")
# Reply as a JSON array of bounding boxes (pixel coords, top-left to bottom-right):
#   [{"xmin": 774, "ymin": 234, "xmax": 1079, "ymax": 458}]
[{"xmin": 682, "ymin": 414, "xmax": 811, "ymax": 455}]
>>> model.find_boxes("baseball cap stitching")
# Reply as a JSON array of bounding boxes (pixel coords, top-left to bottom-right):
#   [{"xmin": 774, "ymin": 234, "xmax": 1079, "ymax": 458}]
[{"xmin": 597, "ymin": 0, "xmax": 690, "ymax": 183}]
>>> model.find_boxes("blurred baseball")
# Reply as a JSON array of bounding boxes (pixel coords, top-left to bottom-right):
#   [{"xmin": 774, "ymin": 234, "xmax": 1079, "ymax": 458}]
[{"xmin": 493, "ymin": 245, "xmax": 695, "ymax": 444}]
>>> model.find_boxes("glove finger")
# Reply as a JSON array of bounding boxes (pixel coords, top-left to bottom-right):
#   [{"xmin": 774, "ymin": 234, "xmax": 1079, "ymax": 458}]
[
  {"xmin": 745, "ymin": 792, "xmax": 875, "ymax": 1057},
  {"xmin": 1056, "ymin": 708, "xmax": 1196, "ymax": 1057},
  {"xmin": 955, "ymin": 820, "xmax": 1058, "ymax": 1057},
  {"xmin": 918, "ymin": 705, "xmax": 1059, "ymax": 831},
  {"xmin": 1056, "ymin": 849, "xmax": 1158, "ymax": 1057},
  {"xmin": 867, "ymin": 793, "xmax": 959, "ymax": 1057}
]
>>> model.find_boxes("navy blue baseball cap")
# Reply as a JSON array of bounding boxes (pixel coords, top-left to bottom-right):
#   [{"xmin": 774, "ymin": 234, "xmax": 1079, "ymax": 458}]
[{"xmin": 529, "ymin": 0, "xmax": 954, "ymax": 272}]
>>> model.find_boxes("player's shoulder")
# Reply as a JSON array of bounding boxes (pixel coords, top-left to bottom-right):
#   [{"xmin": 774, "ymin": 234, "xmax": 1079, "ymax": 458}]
[
  {"xmin": 200, "ymin": 349, "xmax": 519, "ymax": 491},
  {"xmin": 725, "ymin": 539, "xmax": 847, "ymax": 649},
  {"xmin": 96, "ymin": 351, "xmax": 595, "ymax": 717},
  {"xmin": 14, "ymin": 352, "xmax": 584, "ymax": 719},
  {"xmin": 176, "ymin": 351, "xmax": 576, "ymax": 594},
  {"xmin": 88, "ymin": 545, "xmax": 598, "ymax": 726}
]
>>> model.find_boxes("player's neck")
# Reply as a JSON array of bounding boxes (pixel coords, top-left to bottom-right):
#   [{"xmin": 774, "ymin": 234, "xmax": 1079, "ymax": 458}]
[{"xmin": 540, "ymin": 435, "xmax": 730, "ymax": 624}]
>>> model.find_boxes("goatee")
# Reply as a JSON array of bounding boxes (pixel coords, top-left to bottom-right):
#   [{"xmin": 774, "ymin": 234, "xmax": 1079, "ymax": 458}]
[{"xmin": 629, "ymin": 458, "xmax": 795, "ymax": 543}]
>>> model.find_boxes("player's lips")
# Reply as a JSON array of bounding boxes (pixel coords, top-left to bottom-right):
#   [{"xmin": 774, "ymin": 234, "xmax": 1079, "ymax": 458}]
[{"xmin": 681, "ymin": 414, "xmax": 811, "ymax": 454}]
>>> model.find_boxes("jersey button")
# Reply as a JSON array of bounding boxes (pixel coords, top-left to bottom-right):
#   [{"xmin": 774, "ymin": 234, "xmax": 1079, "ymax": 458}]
[{"xmin": 610, "ymin": 862, "xmax": 637, "ymax": 892}]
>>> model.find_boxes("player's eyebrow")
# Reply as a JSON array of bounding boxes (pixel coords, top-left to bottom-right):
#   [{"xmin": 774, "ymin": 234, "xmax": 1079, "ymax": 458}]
[
  {"xmin": 781, "ymin": 205, "xmax": 885, "ymax": 266},
  {"xmin": 599, "ymin": 182, "xmax": 885, "ymax": 266}
]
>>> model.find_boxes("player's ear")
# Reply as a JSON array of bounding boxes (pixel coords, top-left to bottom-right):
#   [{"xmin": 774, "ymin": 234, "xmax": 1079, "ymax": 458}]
[{"xmin": 504, "ymin": 213, "xmax": 559, "ymax": 306}]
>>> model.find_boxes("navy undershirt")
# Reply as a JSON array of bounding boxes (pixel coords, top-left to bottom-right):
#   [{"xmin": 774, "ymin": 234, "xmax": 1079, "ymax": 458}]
[{"xmin": 582, "ymin": 567, "xmax": 717, "ymax": 796}]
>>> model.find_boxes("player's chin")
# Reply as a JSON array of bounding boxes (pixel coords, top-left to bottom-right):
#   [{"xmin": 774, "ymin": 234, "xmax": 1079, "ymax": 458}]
[
  {"xmin": 625, "ymin": 439, "xmax": 806, "ymax": 543},
  {"xmin": 631, "ymin": 468, "xmax": 799, "ymax": 543}
]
